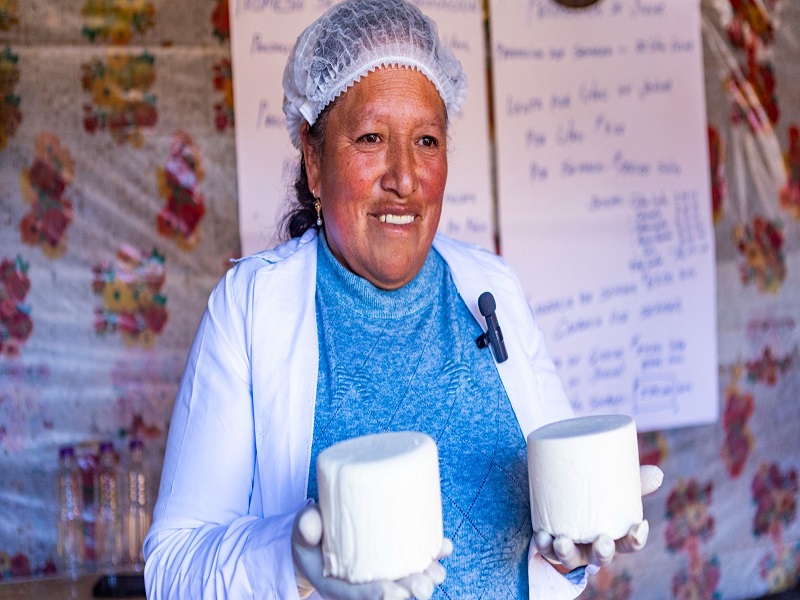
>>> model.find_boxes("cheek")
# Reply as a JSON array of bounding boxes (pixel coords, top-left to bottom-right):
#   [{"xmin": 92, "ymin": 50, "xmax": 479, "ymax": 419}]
[
  {"xmin": 326, "ymin": 156, "xmax": 377, "ymax": 199},
  {"xmin": 423, "ymin": 161, "xmax": 448, "ymax": 200},
  {"xmin": 322, "ymin": 174, "xmax": 372, "ymax": 240},
  {"xmin": 427, "ymin": 155, "xmax": 448, "ymax": 184}
]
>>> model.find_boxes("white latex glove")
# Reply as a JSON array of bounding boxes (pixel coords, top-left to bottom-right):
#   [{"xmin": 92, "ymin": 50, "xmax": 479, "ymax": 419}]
[
  {"xmin": 533, "ymin": 465, "xmax": 664, "ymax": 571},
  {"xmin": 292, "ymin": 504, "xmax": 452, "ymax": 600}
]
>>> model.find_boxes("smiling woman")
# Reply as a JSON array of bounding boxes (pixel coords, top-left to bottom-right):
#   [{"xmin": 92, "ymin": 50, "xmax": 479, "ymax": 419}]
[
  {"xmin": 142, "ymin": 1, "xmax": 661, "ymax": 599},
  {"xmin": 302, "ymin": 66, "xmax": 448, "ymax": 290}
]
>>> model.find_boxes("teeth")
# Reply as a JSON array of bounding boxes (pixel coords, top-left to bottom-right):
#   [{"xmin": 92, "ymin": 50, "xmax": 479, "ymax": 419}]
[{"xmin": 378, "ymin": 214, "xmax": 414, "ymax": 225}]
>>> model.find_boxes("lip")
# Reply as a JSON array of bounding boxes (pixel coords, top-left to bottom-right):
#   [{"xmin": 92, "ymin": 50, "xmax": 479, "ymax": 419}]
[
  {"xmin": 369, "ymin": 208, "xmax": 420, "ymax": 226},
  {"xmin": 377, "ymin": 214, "xmax": 416, "ymax": 225}
]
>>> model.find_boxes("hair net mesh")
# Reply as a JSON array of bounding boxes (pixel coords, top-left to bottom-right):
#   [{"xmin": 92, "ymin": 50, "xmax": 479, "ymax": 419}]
[{"xmin": 282, "ymin": 0, "xmax": 467, "ymax": 148}]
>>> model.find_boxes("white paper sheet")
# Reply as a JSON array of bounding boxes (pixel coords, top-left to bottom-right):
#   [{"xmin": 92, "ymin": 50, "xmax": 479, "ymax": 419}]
[{"xmin": 490, "ymin": 0, "xmax": 718, "ymax": 430}]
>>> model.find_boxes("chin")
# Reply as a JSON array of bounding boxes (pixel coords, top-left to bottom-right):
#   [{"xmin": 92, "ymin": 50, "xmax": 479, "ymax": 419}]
[{"xmin": 367, "ymin": 262, "xmax": 421, "ymax": 290}]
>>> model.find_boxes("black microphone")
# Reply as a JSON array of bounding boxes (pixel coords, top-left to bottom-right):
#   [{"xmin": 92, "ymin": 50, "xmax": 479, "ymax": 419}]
[{"xmin": 475, "ymin": 291, "xmax": 508, "ymax": 363}]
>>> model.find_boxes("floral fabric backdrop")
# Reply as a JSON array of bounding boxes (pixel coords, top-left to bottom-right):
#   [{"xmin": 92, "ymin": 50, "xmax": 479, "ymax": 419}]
[
  {"xmin": 0, "ymin": 0, "xmax": 238, "ymax": 579},
  {"xmin": 0, "ymin": 1, "xmax": 798, "ymax": 598}
]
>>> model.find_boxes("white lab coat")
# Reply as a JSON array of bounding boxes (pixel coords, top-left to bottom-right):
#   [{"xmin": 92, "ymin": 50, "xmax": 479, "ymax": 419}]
[{"xmin": 143, "ymin": 229, "xmax": 587, "ymax": 599}]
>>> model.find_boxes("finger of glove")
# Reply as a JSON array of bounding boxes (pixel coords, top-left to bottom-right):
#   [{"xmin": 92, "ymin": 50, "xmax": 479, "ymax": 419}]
[
  {"xmin": 290, "ymin": 513, "xmax": 407, "ymax": 600},
  {"xmin": 437, "ymin": 538, "xmax": 454, "ymax": 560},
  {"xmin": 291, "ymin": 507, "xmax": 324, "ymax": 585},
  {"xmin": 533, "ymin": 530, "xmax": 557, "ymax": 562},
  {"xmin": 295, "ymin": 505, "xmax": 323, "ymax": 547},
  {"xmin": 379, "ymin": 581, "xmax": 413, "ymax": 600},
  {"xmin": 396, "ymin": 573, "xmax": 434, "ymax": 600},
  {"xmin": 589, "ymin": 534, "xmax": 615, "ymax": 567},
  {"xmin": 552, "ymin": 535, "xmax": 588, "ymax": 571},
  {"xmin": 640, "ymin": 465, "xmax": 664, "ymax": 496},
  {"xmin": 291, "ymin": 540, "xmax": 324, "ymax": 591},
  {"xmin": 616, "ymin": 520, "xmax": 649, "ymax": 553},
  {"xmin": 306, "ymin": 576, "xmax": 402, "ymax": 600},
  {"xmin": 294, "ymin": 552, "xmax": 394, "ymax": 600},
  {"xmin": 424, "ymin": 562, "xmax": 446, "ymax": 585}
]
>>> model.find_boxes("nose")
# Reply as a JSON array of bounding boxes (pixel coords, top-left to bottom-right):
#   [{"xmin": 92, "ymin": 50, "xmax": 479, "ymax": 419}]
[{"xmin": 380, "ymin": 138, "xmax": 418, "ymax": 198}]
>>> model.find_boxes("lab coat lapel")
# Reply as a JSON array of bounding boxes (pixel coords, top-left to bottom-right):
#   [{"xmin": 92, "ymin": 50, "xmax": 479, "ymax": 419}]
[
  {"xmin": 251, "ymin": 230, "xmax": 319, "ymax": 516},
  {"xmin": 433, "ymin": 234, "xmax": 550, "ymax": 438}
]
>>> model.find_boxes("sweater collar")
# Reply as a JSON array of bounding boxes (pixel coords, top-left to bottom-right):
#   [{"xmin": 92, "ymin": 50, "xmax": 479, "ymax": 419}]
[{"xmin": 316, "ymin": 232, "xmax": 442, "ymax": 319}]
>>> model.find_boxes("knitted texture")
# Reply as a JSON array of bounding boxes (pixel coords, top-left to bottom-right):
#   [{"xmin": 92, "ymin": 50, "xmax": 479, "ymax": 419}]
[{"xmin": 309, "ymin": 235, "xmax": 530, "ymax": 597}]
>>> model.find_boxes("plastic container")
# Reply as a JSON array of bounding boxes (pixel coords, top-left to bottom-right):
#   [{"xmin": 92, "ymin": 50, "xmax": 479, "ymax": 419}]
[
  {"xmin": 94, "ymin": 441, "xmax": 122, "ymax": 573},
  {"xmin": 57, "ymin": 446, "xmax": 85, "ymax": 580},
  {"xmin": 124, "ymin": 439, "xmax": 150, "ymax": 569}
]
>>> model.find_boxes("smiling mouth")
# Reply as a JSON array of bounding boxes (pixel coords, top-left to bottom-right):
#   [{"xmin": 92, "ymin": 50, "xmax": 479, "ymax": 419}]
[{"xmin": 377, "ymin": 214, "xmax": 415, "ymax": 225}]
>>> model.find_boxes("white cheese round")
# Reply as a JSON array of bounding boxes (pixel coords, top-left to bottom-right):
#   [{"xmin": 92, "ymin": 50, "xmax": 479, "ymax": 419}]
[
  {"xmin": 316, "ymin": 431, "xmax": 444, "ymax": 583},
  {"xmin": 527, "ymin": 415, "xmax": 642, "ymax": 543}
]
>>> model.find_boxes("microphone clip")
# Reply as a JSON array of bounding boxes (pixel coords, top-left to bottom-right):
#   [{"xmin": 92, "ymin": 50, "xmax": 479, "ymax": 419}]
[{"xmin": 475, "ymin": 291, "xmax": 509, "ymax": 364}]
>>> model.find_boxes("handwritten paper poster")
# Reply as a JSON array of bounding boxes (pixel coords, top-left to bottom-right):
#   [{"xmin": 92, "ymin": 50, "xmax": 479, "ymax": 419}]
[
  {"xmin": 490, "ymin": 0, "xmax": 718, "ymax": 430},
  {"xmin": 229, "ymin": 0, "xmax": 494, "ymax": 255}
]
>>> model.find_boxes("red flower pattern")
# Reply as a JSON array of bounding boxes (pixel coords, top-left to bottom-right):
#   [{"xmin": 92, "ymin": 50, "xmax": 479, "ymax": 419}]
[
  {"xmin": 211, "ymin": 0, "xmax": 229, "ymax": 42},
  {"xmin": 582, "ymin": 567, "xmax": 633, "ymax": 600},
  {"xmin": 746, "ymin": 346, "xmax": 793, "ymax": 386},
  {"xmin": 665, "ymin": 479, "xmax": 715, "ymax": 553},
  {"xmin": 0, "ymin": 1, "xmax": 20, "ymax": 31},
  {"xmin": 725, "ymin": 1, "xmax": 780, "ymax": 134},
  {"xmin": 92, "ymin": 246, "xmax": 168, "ymax": 348},
  {"xmin": 212, "ymin": 58, "xmax": 234, "ymax": 132},
  {"xmin": 0, "ymin": 550, "xmax": 55, "ymax": 580},
  {"xmin": 80, "ymin": 0, "xmax": 155, "ymax": 44},
  {"xmin": 0, "ymin": 46, "xmax": 22, "ymax": 150},
  {"xmin": 18, "ymin": 132, "xmax": 75, "ymax": 257},
  {"xmin": 156, "ymin": 131, "xmax": 207, "ymax": 249},
  {"xmin": 708, "ymin": 126, "xmax": 726, "ymax": 224},
  {"xmin": 759, "ymin": 543, "xmax": 800, "ymax": 593},
  {"xmin": 721, "ymin": 381, "xmax": 754, "ymax": 478},
  {"xmin": 780, "ymin": 124, "xmax": 800, "ymax": 219},
  {"xmin": 671, "ymin": 556, "xmax": 722, "ymax": 600},
  {"xmin": 81, "ymin": 52, "xmax": 157, "ymax": 146},
  {"xmin": 734, "ymin": 216, "xmax": 787, "ymax": 294},
  {"xmin": 638, "ymin": 430, "xmax": 668, "ymax": 468},
  {"xmin": 752, "ymin": 463, "xmax": 799, "ymax": 540},
  {"xmin": 0, "ymin": 256, "xmax": 32, "ymax": 358},
  {"xmin": 727, "ymin": 0, "xmax": 777, "ymax": 48}
]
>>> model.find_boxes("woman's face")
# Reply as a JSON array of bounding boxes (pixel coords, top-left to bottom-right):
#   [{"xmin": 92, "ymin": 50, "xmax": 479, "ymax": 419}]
[{"xmin": 303, "ymin": 66, "xmax": 448, "ymax": 290}]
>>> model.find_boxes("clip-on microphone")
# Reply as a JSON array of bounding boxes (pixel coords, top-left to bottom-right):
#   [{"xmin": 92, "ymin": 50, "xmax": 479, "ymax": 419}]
[{"xmin": 475, "ymin": 291, "xmax": 508, "ymax": 363}]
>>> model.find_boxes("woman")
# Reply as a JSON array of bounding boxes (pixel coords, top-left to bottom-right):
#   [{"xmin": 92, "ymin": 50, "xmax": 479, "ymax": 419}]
[{"xmin": 143, "ymin": 1, "xmax": 662, "ymax": 598}]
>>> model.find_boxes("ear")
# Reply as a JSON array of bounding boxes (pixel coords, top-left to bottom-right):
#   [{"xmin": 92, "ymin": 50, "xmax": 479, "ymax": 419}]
[{"xmin": 300, "ymin": 121, "xmax": 321, "ymax": 197}]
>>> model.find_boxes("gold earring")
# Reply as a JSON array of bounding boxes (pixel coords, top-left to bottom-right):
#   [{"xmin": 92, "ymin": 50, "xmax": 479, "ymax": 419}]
[{"xmin": 314, "ymin": 197, "xmax": 322, "ymax": 227}]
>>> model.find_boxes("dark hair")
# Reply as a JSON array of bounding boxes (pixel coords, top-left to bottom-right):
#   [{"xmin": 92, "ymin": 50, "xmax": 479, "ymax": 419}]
[{"xmin": 281, "ymin": 102, "xmax": 336, "ymax": 240}]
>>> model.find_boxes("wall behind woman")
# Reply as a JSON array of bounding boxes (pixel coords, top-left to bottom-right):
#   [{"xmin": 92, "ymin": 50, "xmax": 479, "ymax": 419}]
[
  {"xmin": 0, "ymin": 0, "xmax": 239, "ymax": 577},
  {"xmin": 0, "ymin": 1, "xmax": 797, "ymax": 598}
]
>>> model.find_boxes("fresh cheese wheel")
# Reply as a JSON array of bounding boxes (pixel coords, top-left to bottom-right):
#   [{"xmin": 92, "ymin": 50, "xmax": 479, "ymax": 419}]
[
  {"xmin": 316, "ymin": 431, "xmax": 444, "ymax": 583},
  {"xmin": 527, "ymin": 415, "xmax": 642, "ymax": 543}
]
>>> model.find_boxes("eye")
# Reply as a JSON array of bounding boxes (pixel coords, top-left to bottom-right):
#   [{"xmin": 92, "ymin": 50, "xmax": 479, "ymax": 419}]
[
  {"xmin": 358, "ymin": 133, "xmax": 380, "ymax": 144},
  {"xmin": 419, "ymin": 135, "xmax": 438, "ymax": 148}
]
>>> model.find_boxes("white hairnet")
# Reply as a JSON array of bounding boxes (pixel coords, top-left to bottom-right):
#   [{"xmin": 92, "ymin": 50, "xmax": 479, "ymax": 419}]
[{"xmin": 282, "ymin": 0, "xmax": 468, "ymax": 148}]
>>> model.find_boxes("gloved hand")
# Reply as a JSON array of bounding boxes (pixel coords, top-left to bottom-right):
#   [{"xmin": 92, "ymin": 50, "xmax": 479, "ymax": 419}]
[
  {"xmin": 533, "ymin": 464, "xmax": 664, "ymax": 571},
  {"xmin": 291, "ymin": 504, "xmax": 452, "ymax": 600}
]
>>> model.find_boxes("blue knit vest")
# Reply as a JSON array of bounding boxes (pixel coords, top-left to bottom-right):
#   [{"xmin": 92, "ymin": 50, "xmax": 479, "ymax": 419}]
[{"xmin": 308, "ymin": 234, "xmax": 531, "ymax": 598}]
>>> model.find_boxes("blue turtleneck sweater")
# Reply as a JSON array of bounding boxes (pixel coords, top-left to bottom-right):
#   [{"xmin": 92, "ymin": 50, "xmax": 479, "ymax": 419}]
[{"xmin": 307, "ymin": 234, "xmax": 531, "ymax": 598}]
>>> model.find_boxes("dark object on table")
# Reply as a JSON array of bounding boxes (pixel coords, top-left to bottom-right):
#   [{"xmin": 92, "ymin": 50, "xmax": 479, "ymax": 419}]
[
  {"xmin": 552, "ymin": 0, "xmax": 601, "ymax": 8},
  {"xmin": 92, "ymin": 573, "xmax": 146, "ymax": 598}
]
